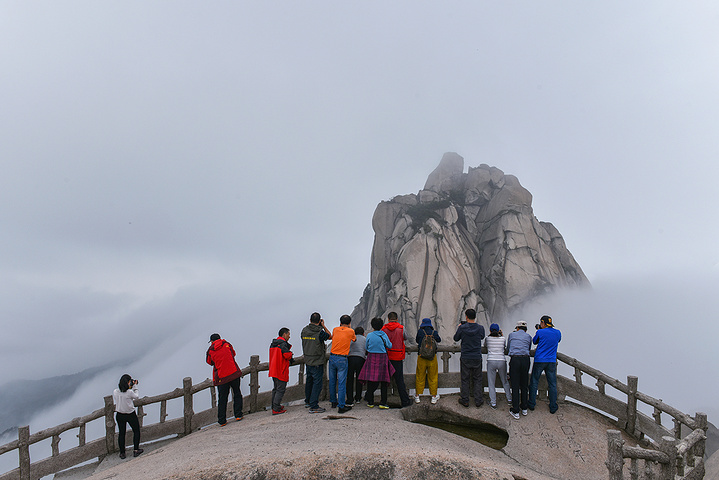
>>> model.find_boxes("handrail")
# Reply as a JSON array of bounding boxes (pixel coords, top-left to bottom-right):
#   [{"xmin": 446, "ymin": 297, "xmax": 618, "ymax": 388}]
[{"xmin": 0, "ymin": 345, "xmax": 707, "ymax": 480}]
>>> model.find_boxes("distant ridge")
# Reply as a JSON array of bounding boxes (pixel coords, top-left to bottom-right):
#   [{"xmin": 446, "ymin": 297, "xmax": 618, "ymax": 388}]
[{"xmin": 0, "ymin": 365, "xmax": 109, "ymax": 436}]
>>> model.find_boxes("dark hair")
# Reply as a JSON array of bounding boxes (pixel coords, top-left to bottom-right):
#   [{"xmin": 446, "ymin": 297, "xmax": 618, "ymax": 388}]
[
  {"xmin": 278, "ymin": 327, "xmax": 290, "ymax": 337},
  {"xmin": 517, "ymin": 326, "xmax": 527, "ymax": 332},
  {"xmin": 340, "ymin": 314, "xmax": 352, "ymax": 325},
  {"xmin": 387, "ymin": 311, "xmax": 398, "ymax": 321},
  {"xmin": 465, "ymin": 309, "xmax": 476, "ymax": 320},
  {"xmin": 118, "ymin": 374, "xmax": 132, "ymax": 393},
  {"xmin": 371, "ymin": 317, "xmax": 384, "ymax": 331},
  {"xmin": 354, "ymin": 326, "xmax": 364, "ymax": 335},
  {"xmin": 310, "ymin": 312, "xmax": 321, "ymax": 324},
  {"xmin": 489, "ymin": 330, "xmax": 502, "ymax": 337}
]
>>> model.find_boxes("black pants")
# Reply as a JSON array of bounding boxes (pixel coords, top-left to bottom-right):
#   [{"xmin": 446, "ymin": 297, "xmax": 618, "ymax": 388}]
[
  {"xmin": 389, "ymin": 359, "xmax": 411, "ymax": 406},
  {"xmin": 217, "ymin": 377, "xmax": 243, "ymax": 424},
  {"xmin": 116, "ymin": 411, "xmax": 140, "ymax": 454},
  {"xmin": 346, "ymin": 356, "xmax": 365, "ymax": 403},
  {"xmin": 365, "ymin": 381, "xmax": 388, "ymax": 406},
  {"xmin": 460, "ymin": 357, "xmax": 484, "ymax": 406},
  {"xmin": 509, "ymin": 355, "xmax": 530, "ymax": 413}
]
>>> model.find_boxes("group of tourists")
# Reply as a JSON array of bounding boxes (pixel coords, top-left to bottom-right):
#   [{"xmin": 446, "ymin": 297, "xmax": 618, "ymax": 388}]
[{"xmin": 112, "ymin": 310, "xmax": 561, "ymax": 458}]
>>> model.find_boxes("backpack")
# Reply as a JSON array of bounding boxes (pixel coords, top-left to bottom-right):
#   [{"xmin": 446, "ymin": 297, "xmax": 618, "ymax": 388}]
[{"xmin": 418, "ymin": 330, "xmax": 438, "ymax": 360}]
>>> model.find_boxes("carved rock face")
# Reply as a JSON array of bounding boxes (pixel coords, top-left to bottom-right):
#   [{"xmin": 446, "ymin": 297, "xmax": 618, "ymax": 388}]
[{"xmin": 351, "ymin": 153, "xmax": 589, "ymax": 341}]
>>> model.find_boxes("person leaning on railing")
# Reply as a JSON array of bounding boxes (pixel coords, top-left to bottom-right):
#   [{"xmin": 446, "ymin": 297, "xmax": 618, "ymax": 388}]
[
  {"xmin": 507, "ymin": 320, "xmax": 532, "ymax": 419},
  {"xmin": 206, "ymin": 333, "xmax": 244, "ymax": 426},
  {"xmin": 527, "ymin": 315, "xmax": 562, "ymax": 414},
  {"xmin": 112, "ymin": 374, "xmax": 143, "ymax": 459}
]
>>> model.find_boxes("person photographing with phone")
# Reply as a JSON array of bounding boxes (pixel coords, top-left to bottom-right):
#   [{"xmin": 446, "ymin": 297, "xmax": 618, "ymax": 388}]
[{"xmin": 113, "ymin": 374, "xmax": 143, "ymax": 459}]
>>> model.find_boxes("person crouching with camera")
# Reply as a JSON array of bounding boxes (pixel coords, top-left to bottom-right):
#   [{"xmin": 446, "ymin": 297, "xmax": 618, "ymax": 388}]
[
  {"xmin": 527, "ymin": 315, "xmax": 562, "ymax": 414},
  {"xmin": 113, "ymin": 374, "xmax": 143, "ymax": 459}
]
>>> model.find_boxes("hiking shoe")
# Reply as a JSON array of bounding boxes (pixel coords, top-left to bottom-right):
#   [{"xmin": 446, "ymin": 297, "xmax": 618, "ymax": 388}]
[
  {"xmin": 490, "ymin": 403, "xmax": 497, "ymax": 409},
  {"xmin": 415, "ymin": 395, "xmax": 421, "ymax": 404},
  {"xmin": 133, "ymin": 449, "xmax": 144, "ymax": 457},
  {"xmin": 272, "ymin": 408, "xmax": 287, "ymax": 415},
  {"xmin": 458, "ymin": 398, "xmax": 469, "ymax": 407},
  {"xmin": 338, "ymin": 406, "xmax": 353, "ymax": 413},
  {"xmin": 305, "ymin": 402, "xmax": 310, "ymax": 408},
  {"xmin": 522, "ymin": 409, "xmax": 528, "ymax": 416},
  {"xmin": 367, "ymin": 403, "xmax": 375, "ymax": 408},
  {"xmin": 119, "ymin": 453, "xmax": 126, "ymax": 459},
  {"xmin": 378, "ymin": 405, "xmax": 390, "ymax": 409},
  {"xmin": 219, "ymin": 422, "xmax": 227, "ymax": 427},
  {"xmin": 309, "ymin": 407, "xmax": 326, "ymax": 414},
  {"xmin": 510, "ymin": 411, "xmax": 520, "ymax": 419},
  {"xmin": 431, "ymin": 395, "xmax": 440, "ymax": 404},
  {"xmin": 235, "ymin": 416, "xmax": 243, "ymax": 421},
  {"xmin": 345, "ymin": 402, "xmax": 354, "ymax": 407},
  {"xmin": 331, "ymin": 402, "xmax": 338, "ymax": 408}
]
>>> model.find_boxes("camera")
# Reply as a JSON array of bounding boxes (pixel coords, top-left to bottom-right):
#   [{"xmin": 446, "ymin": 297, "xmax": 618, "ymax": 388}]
[{"xmin": 535, "ymin": 323, "xmax": 542, "ymax": 330}]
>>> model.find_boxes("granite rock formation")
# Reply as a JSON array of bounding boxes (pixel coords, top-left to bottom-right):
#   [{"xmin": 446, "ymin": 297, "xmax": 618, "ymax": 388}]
[{"xmin": 351, "ymin": 152, "xmax": 589, "ymax": 342}]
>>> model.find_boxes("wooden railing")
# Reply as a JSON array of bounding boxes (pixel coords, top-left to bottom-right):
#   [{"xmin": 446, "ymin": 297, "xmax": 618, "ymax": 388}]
[{"xmin": 0, "ymin": 347, "xmax": 707, "ymax": 480}]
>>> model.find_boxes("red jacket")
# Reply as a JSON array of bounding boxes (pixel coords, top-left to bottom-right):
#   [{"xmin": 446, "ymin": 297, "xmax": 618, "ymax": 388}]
[
  {"xmin": 269, "ymin": 337, "xmax": 293, "ymax": 382},
  {"xmin": 382, "ymin": 322, "xmax": 406, "ymax": 361},
  {"xmin": 206, "ymin": 339, "xmax": 242, "ymax": 386}
]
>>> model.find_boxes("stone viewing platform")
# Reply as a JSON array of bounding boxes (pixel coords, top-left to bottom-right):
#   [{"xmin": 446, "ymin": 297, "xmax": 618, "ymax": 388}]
[{"xmin": 58, "ymin": 395, "xmax": 634, "ymax": 480}]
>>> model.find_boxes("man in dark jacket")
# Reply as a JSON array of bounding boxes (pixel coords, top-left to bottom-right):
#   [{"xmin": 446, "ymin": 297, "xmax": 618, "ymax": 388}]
[
  {"xmin": 206, "ymin": 333, "xmax": 243, "ymax": 426},
  {"xmin": 269, "ymin": 327, "xmax": 293, "ymax": 415},
  {"xmin": 453, "ymin": 309, "xmax": 486, "ymax": 407},
  {"xmin": 301, "ymin": 312, "xmax": 332, "ymax": 414}
]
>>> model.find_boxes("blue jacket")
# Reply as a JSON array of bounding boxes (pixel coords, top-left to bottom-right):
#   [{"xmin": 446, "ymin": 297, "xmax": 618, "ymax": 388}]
[
  {"xmin": 365, "ymin": 330, "xmax": 392, "ymax": 354},
  {"xmin": 533, "ymin": 327, "xmax": 561, "ymax": 362}
]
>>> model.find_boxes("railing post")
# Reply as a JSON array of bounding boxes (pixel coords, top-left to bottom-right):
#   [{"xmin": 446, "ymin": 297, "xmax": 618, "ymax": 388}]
[
  {"xmin": 658, "ymin": 436, "xmax": 677, "ymax": 480},
  {"xmin": 573, "ymin": 366, "xmax": 583, "ymax": 385},
  {"xmin": 160, "ymin": 400, "xmax": 168, "ymax": 423},
  {"xmin": 210, "ymin": 384, "xmax": 217, "ymax": 409},
  {"xmin": 18, "ymin": 425, "xmax": 30, "ymax": 480},
  {"xmin": 298, "ymin": 362, "xmax": 305, "ymax": 386},
  {"xmin": 249, "ymin": 355, "xmax": 260, "ymax": 413},
  {"xmin": 626, "ymin": 376, "xmax": 638, "ymax": 435},
  {"xmin": 183, "ymin": 377, "xmax": 193, "ymax": 435},
  {"xmin": 78, "ymin": 422, "xmax": 86, "ymax": 447},
  {"xmin": 606, "ymin": 429, "xmax": 624, "ymax": 480},
  {"xmin": 695, "ymin": 412, "xmax": 708, "ymax": 458},
  {"xmin": 51, "ymin": 434, "xmax": 60, "ymax": 457},
  {"xmin": 596, "ymin": 379, "xmax": 606, "ymax": 395},
  {"xmin": 104, "ymin": 395, "xmax": 115, "ymax": 454},
  {"xmin": 441, "ymin": 350, "xmax": 451, "ymax": 373}
]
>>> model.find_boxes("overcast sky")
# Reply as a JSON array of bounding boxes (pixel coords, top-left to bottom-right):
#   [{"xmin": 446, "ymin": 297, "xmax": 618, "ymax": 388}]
[{"xmin": 1, "ymin": 2, "xmax": 718, "ymax": 428}]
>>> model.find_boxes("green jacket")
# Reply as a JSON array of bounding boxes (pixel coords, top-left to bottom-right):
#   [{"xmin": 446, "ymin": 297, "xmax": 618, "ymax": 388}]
[{"xmin": 301, "ymin": 323, "xmax": 329, "ymax": 366}]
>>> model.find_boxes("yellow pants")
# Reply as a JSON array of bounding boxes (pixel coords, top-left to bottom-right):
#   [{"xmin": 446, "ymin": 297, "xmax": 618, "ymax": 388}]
[{"xmin": 416, "ymin": 356, "xmax": 438, "ymax": 395}]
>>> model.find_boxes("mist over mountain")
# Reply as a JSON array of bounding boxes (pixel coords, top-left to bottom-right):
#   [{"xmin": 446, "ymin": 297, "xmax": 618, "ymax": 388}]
[
  {"xmin": 352, "ymin": 153, "xmax": 588, "ymax": 341},
  {"xmin": 0, "ymin": 366, "xmax": 108, "ymax": 436}
]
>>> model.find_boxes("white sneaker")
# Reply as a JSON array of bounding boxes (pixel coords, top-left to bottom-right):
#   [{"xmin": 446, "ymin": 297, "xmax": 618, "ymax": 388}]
[
  {"xmin": 431, "ymin": 395, "xmax": 440, "ymax": 404},
  {"xmin": 522, "ymin": 409, "xmax": 528, "ymax": 416},
  {"xmin": 414, "ymin": 395, "xmax": 421, "ymax": 404},
  {"xmin": 510, "ymin": 411, "xmax": 520, "ymax": 419}
]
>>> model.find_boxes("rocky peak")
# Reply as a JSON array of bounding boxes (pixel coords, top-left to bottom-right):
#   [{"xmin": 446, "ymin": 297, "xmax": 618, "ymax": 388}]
[{"xmin": 352, "ymin": 153, "xmax": 589, "ymax": 342}]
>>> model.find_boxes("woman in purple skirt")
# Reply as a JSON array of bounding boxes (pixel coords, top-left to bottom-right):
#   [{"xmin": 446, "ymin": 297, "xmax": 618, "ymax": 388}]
[{"xmin": 358, "ymin": 317, "xmax": 395, "ymax": 409}]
